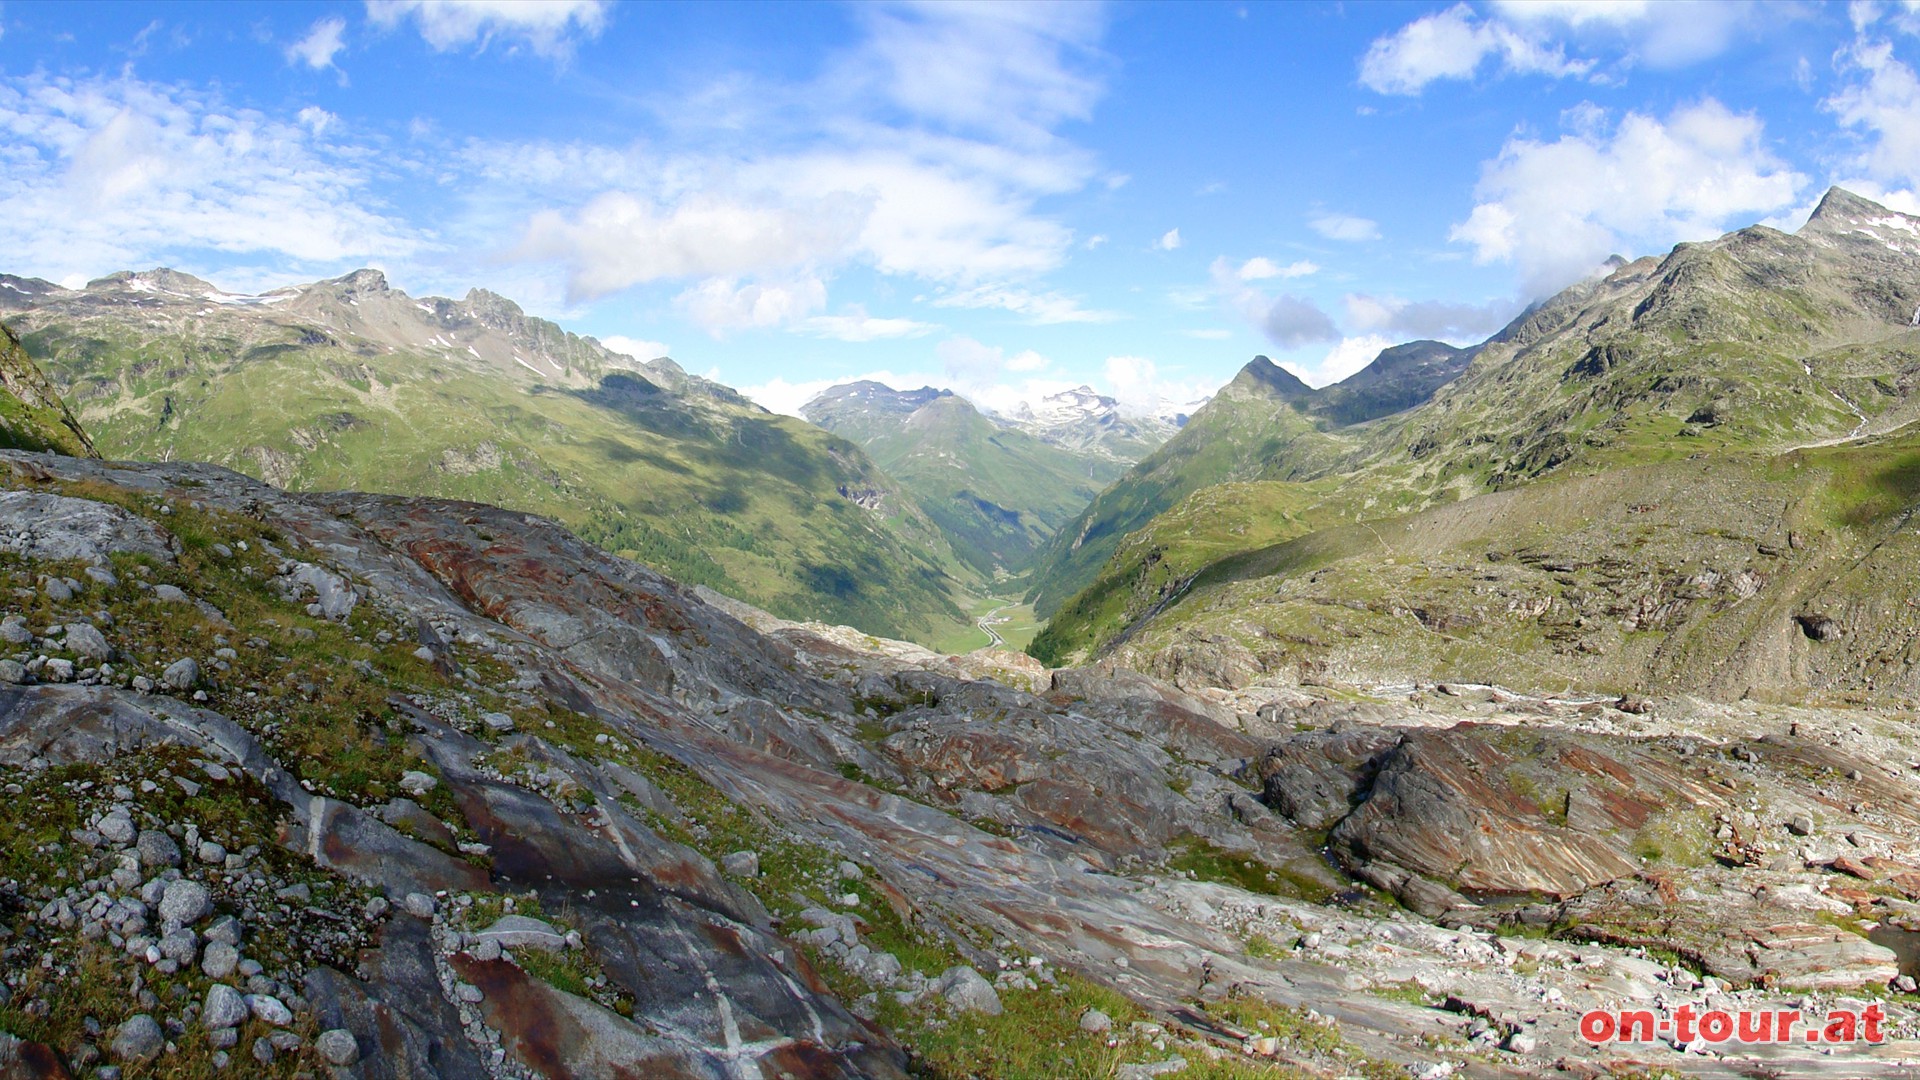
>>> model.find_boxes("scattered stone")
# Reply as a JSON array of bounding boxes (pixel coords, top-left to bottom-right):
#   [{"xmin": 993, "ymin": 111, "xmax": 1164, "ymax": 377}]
[
  {"xmin": 63, "ymin": 622, "xmax": 111, "ymax": 659},
  {"xmin": 1504, "ymin": 1030, "xmax": 1538, "ymax": 1054},
  {"xmin": 722, "ymin": 850, "xmax": 761, "ymax": 878},
  {"xmin": 137, "ymin": 829, "xmax": 182, "ymax": 869},
  {"xmin": 204, "ymin": 915, "xmax": 243, "ymax": 946},
  {"xmin": 480, "ymin": 711, "xmax": 516, "ymax": 732},
  {"xmin": 245, "ymin": 994, "xmax": 293, "ymax": 1027},
  {"xmin": 43, "ymin": 659, "xmax": 73, "ymax": 683},
  {"xmin": 836, "ymin": 860, "xmax": 863, "ymax": 880},
  {"xmin": 0, "ymin": 660, "xmax": 23, "ymax": 684},
  {"xmin": 43, "ymin": 577, "xmax": 73, "ymax": 602},
  {"xmin": 455, "ymin": 982, "xmax": 484, "ymax": 1004},
  {"xmin": 402, "ymin": 892, "xmax": 437, "ymax": 918},
  {"xmin": 197, "ymin": 840, "xmax": 227, "ymax": 864},
  {"xmin": 937, "ymin": 965, "xmax": 1003, "ymax": 1015},
  {"xmin": 0, "ymin": 616, "xmax": 29, "ymax": 645},
  {"xmin": 158, "ymin": 879, "xmax": 212, "ymax": 925},
  {"xmin": 203, "ymin": 985, "xmax": 248, "ymax": 1030},
  {"xmin": 315, "ymin": 1029, "xmax": 359, "ymax": 1066},
  {"xmin": 470, "ymin": 915, "xmax": 567, "ymax": 952},
  {"xmin": 161, "ymin": 657, "xmax": 199, "ymax": 691},
  {"xmin": 398, "ymin": 770, "xmax": 438, "ymax": 796},
  {"xmin": 109, "ymin": 1015, "xmax": 163, "ymax": 1063},
  {"xmin": 152, "ymin": 584, "xmax": 190, "ymax": 604},
  {"xmin": 1116, "ymin": 1058, "xmax": 1187, "ymax": 1080},
  {"xmin": 252, "ymin": 1036, "xmax": 275, "ymax": 1065},
  {"xmin": 1787, "ymin": 814, "xmax": 1815, "ymax": 837},
  {"xmin": 1079, "ymin": 1008, "xmax": 1114, "ymax": 1033},
  {"xmin": 202, "ymin": 941, "xmax": 239, "ymax": 979}
]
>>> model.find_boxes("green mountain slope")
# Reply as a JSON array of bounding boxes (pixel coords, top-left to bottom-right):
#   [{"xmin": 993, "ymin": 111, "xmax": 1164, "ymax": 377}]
[
  {"xmin": 1041, "ymin": 187, "xmax": 1920, "ymax": 685},
  {"xmin": 0, "ymin": 322, "xmax": 94, "ymax": 457},
  {"xmin": 1026, "ymin": 346, "xmax": 1450, "ymax": 625},
  {"xmin": 802, "ymin": 381, "xmax": 1138, "ymax": 577},
  {"xmin": 1, "ymin": 269, "xmax": 974, "ymax": 643}
]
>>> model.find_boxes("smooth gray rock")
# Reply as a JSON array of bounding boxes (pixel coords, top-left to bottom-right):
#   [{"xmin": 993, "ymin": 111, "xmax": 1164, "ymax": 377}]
[
  {"xmin": 109, "ymin": 1014, "xmax": 164, "ymax": 1062},
  {"xmin": 64, "ymin": 622, "xmax": 111, "ymax": 660},
  {"xmin": 161, "ymin": 657, "xmax": 199, "ymax": 690},
  {"xmin": 97, "ymin": 812, "xmax": 135, "ymax": 845},
  {"xmin": 0, "ymin": 660, "xmax": 23, "ymax": 685},
  {"xmin": 469, "ymin": 914, "xmax": 566, "ymax": 951},
  {"xmin": 158, "ymin": 879, "xmax": 213, "ymax": 925},
  {"xmin": 722, "ymin": 850, "xmax": 760, "ymax": 878},
  {"xmin": 314, "ymin": 1028, "xmax": 358, "ymax": 1066},
  {"xmin": 0, "ymin": 490, "xmax": 177, "ymax": 565},
  {"xmin": 201, "ymin": 941, "xmax": 240, "ymax": 979},
  {"xmin": 245, "ymin": 994, "xmax": 293, "ymax": 1026},
  {"xmin": 937, "ymin": 965, "xmax": 1003, "ymax": 1015},
  {"xmin": 0, "ymin": 616, "xmax": 29, "ymax": 645},
  {"xmin": 136, "ymin": 830, "xmax": 182, "ymax": 869}
]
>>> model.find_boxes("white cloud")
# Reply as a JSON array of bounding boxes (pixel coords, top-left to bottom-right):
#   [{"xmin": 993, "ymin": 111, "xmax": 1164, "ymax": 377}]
[
  {"xmin": 286, "ymin": 16, "xmax": 347, "ymax": 70},
  {"xmin": 1493, "ymin": 0, "xmax": 1761, "ymax": 67},
  {"xmin": 1828, "ymin": 40, "xmax": 1920, "ymax": 185},
  {"xmin": 1099, "ymin": 355, "xmax": 1218, "ymax": 415},
  {"xmin": 929, "ymin": 283, "xmax": 1118, "ymax": 324},
  {"xmin": 0, "ymin": 73, "xmax": 418, "ymax": 284},
  {"xmin": 1208, "ymin": 258, "xmax": 1340, "ymax": 349},
  {"xmin": 1344, "ymin": 292, "xmax": 1518, "ymax": 342},
  {"xmin": 1235, "ymin": 256, "xmax": 1317, "ymax": 281},
  {"xmin": 366, "ymin": 0, "xmax": 609, "ymax": 59},
  {"xmin": 297, "ymin": 106, "xmax": 337, "ymax": 136},
  {"xmin": 489, "ymin": 8, "xmax": 1110, "ymax": 323},
  {"xmin": 1157, "ymin": 227, "xmax": 1182, "ymax": 250},
  {"xmin": 513, "ymin": 190, "xmax": 867, "ymax": 301},
  {"xmin": 1084, "ymin": 233, "xmax": 1108, "ymax": 249},
  {"xmin": 599, "ymin": 335, "xmax": 671, "ymax": 360},
  {"xmin": 673, "ymin": 276, "xmax": 828, "ymax": 336},
  {"xmin": 1359, "ymin": 4, "xmax": 1593, "ymax": 95},
  {"xmin": 851, "ymin": 2, "xmax": 1109, "ymax": 143},
  {"xmin": 1450, "ymin": 98, "xmax": 1804, "ymax": 295},
  {"xmin": 1309, "ymin": 212, "xmax": 1380, "ymax": 241},
  {"xmin": 1280, "ymin": 334, "xmax": 1400, "ymax": 388},
  {"xmin": 798, "ymin": 308, "xmax": 940, "ymax": 342}
]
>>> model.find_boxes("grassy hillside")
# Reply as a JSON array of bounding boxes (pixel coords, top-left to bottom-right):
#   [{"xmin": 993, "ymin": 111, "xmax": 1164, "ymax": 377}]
[
  {"xmin": 0, "ymin": 323, "xmax": 94, "ymax": 457},
  {"xmin": 3, "ymin": 272, "xmax": 977, "ymax": 644},
  {"xmin": 804, "ymin": 383, "xmax": 1132, "ymax": 578},
  {"xmin": 1032, "ymin": 188, "xmax": 1920, "ymax": 673}
]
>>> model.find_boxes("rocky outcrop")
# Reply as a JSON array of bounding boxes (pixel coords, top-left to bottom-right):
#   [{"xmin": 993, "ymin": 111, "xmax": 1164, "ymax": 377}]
[{"xmin": 0, "ymin": 324, "xmax": 93, "ymax": 457}]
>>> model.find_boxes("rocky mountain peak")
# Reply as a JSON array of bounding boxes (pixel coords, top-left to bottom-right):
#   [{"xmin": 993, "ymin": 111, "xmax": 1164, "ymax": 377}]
[
  {"xmin": 461, "ymin": 287, "xmax": 527, "ymax": 327},
  {"xmin": 86, "ymin": 268, "xmax": 219, "ymax": 297},
  {"xmin": 1228, "ymin": 355, "xmax": 1314, "ymax": 400},
  {"xmin": 319, "ymin": 268, "xmax": 391, "ymax": 295}
]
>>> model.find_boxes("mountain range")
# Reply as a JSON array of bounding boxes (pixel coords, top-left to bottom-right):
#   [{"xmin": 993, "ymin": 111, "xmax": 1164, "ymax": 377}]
[
  {"xmin": 800, "ymin": 381, "xmax": 1173, "ymax": 578},
  {"xmin": 0, "ymin": 268, "xmax": 981, "ymax": 646},
  {"xmin": 1031, "ymin": 187, "xmax": 1920, "ymax": 704},
  {"xmin": 8, "ymin": 189, "xmax": 1920, "ymax": 1079}
]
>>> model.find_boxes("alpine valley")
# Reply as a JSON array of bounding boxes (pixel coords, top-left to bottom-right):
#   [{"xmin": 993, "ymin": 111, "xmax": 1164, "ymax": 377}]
[{"xmin": 8, "ymin": 189, "xmax": 1920, "ymax": 1080}]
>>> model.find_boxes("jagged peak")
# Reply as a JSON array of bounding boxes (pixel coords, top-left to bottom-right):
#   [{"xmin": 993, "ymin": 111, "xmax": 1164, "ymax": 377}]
[
  {"xmin": 462, "ymin": 287, "xmax": 524, "ymax": 321},
  {"xmin": 1230, "ymin": 355, "xmax": 1313, "ymax": 399},
  {"xmin": 319, "ymin": 268, "xmax": 391, "ymax": 294},
  {"xmin": 1803, "ymin": 186, "xmax": 1894, "ymax": 229}
]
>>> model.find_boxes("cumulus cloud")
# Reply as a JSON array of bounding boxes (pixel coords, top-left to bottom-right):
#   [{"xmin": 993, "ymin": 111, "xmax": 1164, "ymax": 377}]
[
  {"xmin": 1157, "ymin": 227, "xmax": 1183, "ymax": 250},
  {"xmin": 1208, "ymin": 258, "xmax": 1340, "ymax": 349},
  {"xmin": 1359, "ymin": 4, "xmax": 1592, "ymax": 95},
  {"xmin": 1280, "ymin": 334, "xmax": 1402, "ymax": 388},
  {"xmin": 1309, "ymin": 212, "xmax": 1380, "ymax": 241},
  {"xmin": 366, "ymin": 0, "xmax": 609, "ymax": 59},
  {"xmin": 1493, "ymin": 0, "xmax": 1761, "ymax": 68},
  {"xmin": 599, "ymin": 335, "xmax": 671, "ymax": 360},
  {"xmin": 1344, "ymin": 293, "xmax": 1519, "ymax": 342},
  {"xmin": 1828, "ymin": 39, "xmax": 1920, "ymax": 186},
  {"xmin": 673, "ymin": 276, "xmax": 828, "ymax": 336},
  {"xmin": 490, "ymin": 5, "xmax": 1110, "ymax": 335},
  {"xmin": 1260, "ymin": 295, "xmax": 1341, "ymax": 348},
  {"xmin": 1099, "ymin": 355, "xmax": 1217, "ymax": 414},
  {"xmin": 1235, "ymin": 256, "xmax": 1317, "ymax": 280},
  {"xmin": 286, "ymin": 16, "xmax": 347, "ymax": 70},
  {"xmin": 1450, "ymin": 98, "xmax": 1804, "ymax": 295},
  {"xmin": 0, "ymin": 73, "xmax": 417, "ymax": 284},
  {"xmin": 512, "ymin": 190, "xmax": 868, "ymax": 301}
]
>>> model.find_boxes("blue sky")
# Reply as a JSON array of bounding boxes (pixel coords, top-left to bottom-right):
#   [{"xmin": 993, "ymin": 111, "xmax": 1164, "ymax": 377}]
[{"xmin": 4, "ymin": 1, "xmax": 1919, "ymax": 417}]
